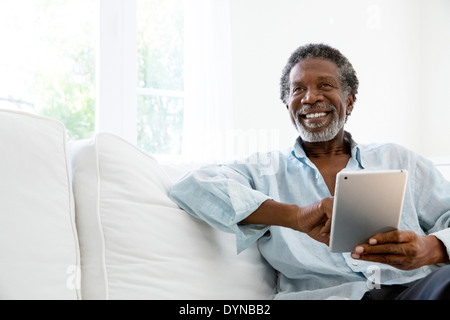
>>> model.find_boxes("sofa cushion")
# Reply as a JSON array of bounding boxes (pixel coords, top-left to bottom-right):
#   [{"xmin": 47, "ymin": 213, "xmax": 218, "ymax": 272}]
[
  {"xmin": 0, "ymin": 109, "xmax": 80, "ymax": 300},
  {"xmin": 69, "ymin": 133, "xmax": 276, "ymax": 300}
]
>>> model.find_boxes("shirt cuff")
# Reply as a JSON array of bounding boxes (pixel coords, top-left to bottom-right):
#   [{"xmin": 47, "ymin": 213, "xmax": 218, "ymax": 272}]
[
  {"xmin": 234, "ymin": 224, "xmax": 271, "ymax": 254},
  {"xmin": 431, "ymin": 228, "xmax": 450, "ymax": 261},
  {"xmin": 228, "ymin": 180, "xmax": 273, "ymax": 253}
]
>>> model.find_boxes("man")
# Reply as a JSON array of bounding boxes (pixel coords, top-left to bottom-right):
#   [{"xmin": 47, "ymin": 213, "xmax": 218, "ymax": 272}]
[{"xmin": 169, "ymin": 43, "xmax": 450, "ymax": 300}]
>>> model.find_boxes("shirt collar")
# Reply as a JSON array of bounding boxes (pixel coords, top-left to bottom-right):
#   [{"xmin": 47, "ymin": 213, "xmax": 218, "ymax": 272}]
[{"xmin": 291, "ymin": 131, "xmax": 365, "ymax": 169}]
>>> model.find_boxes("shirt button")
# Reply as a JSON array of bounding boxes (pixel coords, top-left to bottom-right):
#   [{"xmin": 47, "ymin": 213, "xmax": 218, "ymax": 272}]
[{"xmin": 352, "ymin": 262, "xmax": 358, "ymax": 266}]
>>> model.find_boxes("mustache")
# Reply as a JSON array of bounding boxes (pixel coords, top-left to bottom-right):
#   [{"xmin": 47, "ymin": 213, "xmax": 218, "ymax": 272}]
[{"xmin": 295, "ymin": 103, "xmax": 337, "ymax": 118}]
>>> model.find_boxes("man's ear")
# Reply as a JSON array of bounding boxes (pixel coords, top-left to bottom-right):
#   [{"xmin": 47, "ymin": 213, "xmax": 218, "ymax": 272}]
[{"xmin": 346, "ymin": 94, "xmax": 356, "ymax": 115}]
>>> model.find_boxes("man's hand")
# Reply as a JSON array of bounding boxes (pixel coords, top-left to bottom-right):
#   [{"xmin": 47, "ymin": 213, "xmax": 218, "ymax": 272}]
[
  {"xmin": 296, "ymin": 197, "xmax": 334, "ymax": 245},
  {"xmin": 243, "ymin": 198, "xmax": 333, "ymax": 245},
  {"xmin": 351, "ymin": 230, "xmax": 449, "ymax": 270}
]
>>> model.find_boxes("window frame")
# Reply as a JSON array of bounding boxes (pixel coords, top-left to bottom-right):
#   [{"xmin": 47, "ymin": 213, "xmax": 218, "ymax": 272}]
[
  {"xmin": 97, "ymin": 0, "xmax": 138, "ymax": 145},
  {"xmin": 98, "ymin": 0, "xmax": 186, "ymax": 151}
]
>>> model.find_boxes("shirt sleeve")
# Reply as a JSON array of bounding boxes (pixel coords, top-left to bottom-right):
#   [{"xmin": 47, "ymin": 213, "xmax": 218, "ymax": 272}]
[
  {"xmin": 414, "ymin": 155, "xmax": 450, "ymax": 259},
  {"xmin": 168, "ymin": 164, "xmax": 272, "ymax": 253}
]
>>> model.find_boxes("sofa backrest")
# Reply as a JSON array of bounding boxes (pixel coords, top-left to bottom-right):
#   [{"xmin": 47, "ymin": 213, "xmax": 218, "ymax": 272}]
[
  {"xmin": 68, "ymin": 133, "xmax": 277, "ymax": 300},
  {"xmin": 0, "ymin": 109, "xmax": 80, "ymax": 300}
]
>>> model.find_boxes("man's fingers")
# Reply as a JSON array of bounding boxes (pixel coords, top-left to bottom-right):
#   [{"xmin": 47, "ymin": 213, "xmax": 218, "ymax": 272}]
[
  {"xmin": 320, "ymin": 197, "xmax": 334, "ymax": 218},
  {"xmin": 355, "ymin": 243, "xmax": 407, "ymax": 256},
  {"xmin": 320, "ymin": 217, "xmax": 332, "ymax": 234},
  {"xmin": 369, "ymin": 230, "xmax": 415, "ymax": 245},
  {"xmin": 351, "ymin": 230, "xmax": 415, "ymax": 259},
  {"xmin": 352, "ymin": 252, "xmax": 406, "ymax": 268}
]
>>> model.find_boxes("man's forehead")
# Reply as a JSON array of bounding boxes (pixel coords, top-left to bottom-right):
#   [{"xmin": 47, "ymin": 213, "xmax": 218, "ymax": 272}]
[{"xmin": 289, "ymin": 58, "xmax": 340, "ymax": 82}]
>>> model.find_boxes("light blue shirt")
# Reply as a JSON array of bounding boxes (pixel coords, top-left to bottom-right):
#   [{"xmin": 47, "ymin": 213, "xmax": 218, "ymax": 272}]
[{"xmin": 169, "ymin": 132, "xmax": 450, "ymax": 300}]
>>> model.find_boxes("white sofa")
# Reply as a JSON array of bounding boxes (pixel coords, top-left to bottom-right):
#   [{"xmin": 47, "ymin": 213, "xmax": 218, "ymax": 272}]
[
  {"xmin": 0, "ymin": 109, "xmax": 276, "ymax": 300},
  {"xmin": 3, "ymin": 109, "xmax": 450, "ymax": 300}
]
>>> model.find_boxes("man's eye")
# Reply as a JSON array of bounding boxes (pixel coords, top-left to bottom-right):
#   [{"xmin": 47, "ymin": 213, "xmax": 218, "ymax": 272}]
[{"xmin": 321, "ymin": 83, "xmax": 333, "ymax": 88}]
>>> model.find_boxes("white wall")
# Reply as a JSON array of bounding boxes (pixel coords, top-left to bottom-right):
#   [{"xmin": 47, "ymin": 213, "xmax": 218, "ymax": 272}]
[
  {"xmin": 229, "ymin": 0, "xmax": 450, "ymax": 158},
  {"xmin": 420, "ymin": 0, "xmax": 450, "ymax": 157}
]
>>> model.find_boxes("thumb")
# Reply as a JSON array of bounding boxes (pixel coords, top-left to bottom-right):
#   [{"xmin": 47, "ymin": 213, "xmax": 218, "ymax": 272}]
[
  {"xmin": 321, "ymin": 197, "xmax": 334, "ymax": 219},
  {"xmin": 320, "ymin": 217, "xmax": 332, "ymax": 234}
]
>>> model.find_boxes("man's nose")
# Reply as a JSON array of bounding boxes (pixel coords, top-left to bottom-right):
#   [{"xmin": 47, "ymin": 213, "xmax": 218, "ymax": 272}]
[{"xmin": 301, "ymin": 88, "xmax": 324, "ymax": 105}]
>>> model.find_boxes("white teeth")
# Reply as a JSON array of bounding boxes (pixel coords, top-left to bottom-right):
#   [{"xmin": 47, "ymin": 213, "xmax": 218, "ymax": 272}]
[{"xmin": 305, "ymin": 112, "xmax": 327, "ymax": 119}]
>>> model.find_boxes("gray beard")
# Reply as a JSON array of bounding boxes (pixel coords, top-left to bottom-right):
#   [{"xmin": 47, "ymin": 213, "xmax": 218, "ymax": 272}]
[{"xmin": 294, "ymin": 104, "xmax": 346, "ymax": 142}]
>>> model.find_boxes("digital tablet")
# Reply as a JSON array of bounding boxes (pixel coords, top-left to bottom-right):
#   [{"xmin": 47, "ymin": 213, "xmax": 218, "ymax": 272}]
[{"xmin": 329, "ymin": 170, "xmax": 408, "ymax": 253}]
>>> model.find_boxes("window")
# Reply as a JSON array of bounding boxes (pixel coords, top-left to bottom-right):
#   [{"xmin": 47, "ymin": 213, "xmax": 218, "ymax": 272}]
[
  {"xmin": 137, "ymin": 0, "xmax": 184, "ymax": 155},
  {"xmin": 0, "ymin": 0, "xmax": 98, "ymax": 140},
  {"xmin": 1, "ymin": 0, "xmax": 230, "ymax": 158},
  {"xmin": 1, "ymin": 0, "xmax": 184, "ymax": 154}
]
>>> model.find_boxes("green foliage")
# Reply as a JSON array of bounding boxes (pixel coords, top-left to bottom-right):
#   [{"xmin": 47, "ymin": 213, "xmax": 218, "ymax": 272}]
[
  {"xmin": 137, "ymin": 0, "xmax": 185, "ymax": 154},
  {"xmin": 137, "ymin": 0, "xmax": 184, "ymax": 91},
  {"xmin": 32, "ymin": 0, "xmax": 97, "ymax": 140},
  {"xmin": 137, "ymin": 95, "xmax": 184, "ymax": 154},
  {"xmin": 36, "ymin": 46, "xmax": 96, "ymax": 140},
  {"xmin": 4, "ymin": 0, "xmax": 185, "ymax": 153}
]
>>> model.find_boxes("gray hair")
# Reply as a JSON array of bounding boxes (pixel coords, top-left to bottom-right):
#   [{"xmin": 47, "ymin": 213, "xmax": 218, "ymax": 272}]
[{"xmin": 280, "ymin": 43, "xmax": 359, "ymax": 105}]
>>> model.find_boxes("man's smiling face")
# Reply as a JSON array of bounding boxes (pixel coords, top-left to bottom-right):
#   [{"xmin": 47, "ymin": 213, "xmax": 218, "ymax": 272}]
[{"xmin": 287, "ymin": 57, "xmax": 354, "ymax": 142}]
